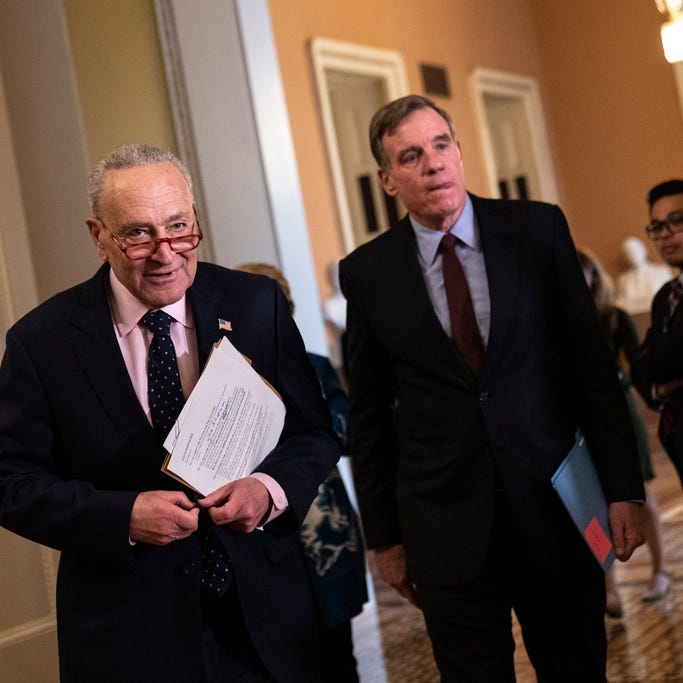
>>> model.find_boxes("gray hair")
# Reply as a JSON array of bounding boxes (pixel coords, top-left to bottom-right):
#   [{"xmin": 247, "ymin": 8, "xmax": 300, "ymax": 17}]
[
  {"xmin": 369, "ymin": 95, "xmax": 456, "ymax": 171},
  {"xmin": 88, "ymin": 143, "xmax": 193, "ymax": 215}
]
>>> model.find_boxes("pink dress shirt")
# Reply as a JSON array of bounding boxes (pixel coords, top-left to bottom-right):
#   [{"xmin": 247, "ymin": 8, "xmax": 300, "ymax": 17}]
[{"xmin": 106, "ymin": 270, "xmax": 287, "ymax": 521}]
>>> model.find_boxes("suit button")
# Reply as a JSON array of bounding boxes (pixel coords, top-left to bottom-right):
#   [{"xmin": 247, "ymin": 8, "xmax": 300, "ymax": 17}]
[
  {"xmin": 181, "ymin": 562, "xmax": 197, "ymax": 575},
  {"xmin": 479, "ymin": 391, "xmax": 489, "ymax": 402}
]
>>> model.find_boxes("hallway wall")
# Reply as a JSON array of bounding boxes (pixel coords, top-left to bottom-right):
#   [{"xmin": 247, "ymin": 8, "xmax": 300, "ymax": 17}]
[
  {"xmin": 268, "ymin": 0, "xmax": 683, "ymax": 290},
  {"xmin": 64, "ymin": 0, "xmax": 177, "ymax": 166},
  {"xmin": 4, "ymin": 1, "xmax": 682, "ymax": 316},
  {"xmin": 268, "ymin": 0, "xmax": 552, "ymax": 300},
  {"xmin": 530, "ymin": 0, "xmax": 683, "ymax": 274}
]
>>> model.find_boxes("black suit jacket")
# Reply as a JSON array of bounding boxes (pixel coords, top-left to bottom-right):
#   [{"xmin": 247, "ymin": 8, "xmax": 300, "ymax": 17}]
[
  {"xmin": 339, "ymin": 195, "xmax": 643, "ymax": 587},
  {"xmin": 0, "ymin": 262, "xmax": 340, "ymax": 683},
  {"xmin": 631, "ymin": 277, "xmax": 683, "ymax": 482}
]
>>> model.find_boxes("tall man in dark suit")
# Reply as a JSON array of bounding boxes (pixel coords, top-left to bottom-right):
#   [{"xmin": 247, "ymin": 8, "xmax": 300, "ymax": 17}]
[
  {"xmin": 339, "ymin": 95, "xmax": 644, "ymax": 681},
  {"xmin": 632, "ymin": 179, "xmax": 683, "ymax": 486},
  {"xmin": 0, "ymin": 144, "xmax": 340, "ymax": 682}
]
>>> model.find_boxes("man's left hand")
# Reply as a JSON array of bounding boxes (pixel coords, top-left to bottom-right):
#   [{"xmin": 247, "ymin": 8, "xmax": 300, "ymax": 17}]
[
  {"xmin": 656, "ymin": 378, "xmax": 683, "ymax": 400},
  {"xmin": 198, "ymin": 477, "xmax": 271, "ymax": 533},
  {"xmin": 609, "ymin": 501, "xmax": 644, "ymax": 561}
]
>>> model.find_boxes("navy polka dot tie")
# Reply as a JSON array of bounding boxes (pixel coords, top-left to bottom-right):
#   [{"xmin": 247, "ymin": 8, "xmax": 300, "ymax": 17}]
[
  {"xmin": 141, "ymin": 309, "xmax": 232, "ymax": 597},
  {"xmin": 198, "ymin": 514, "xmax": 232, "ymax": 597},
  {"xmin": 140, "ymin": 310, "xmax": 184, "ymax": 439}
]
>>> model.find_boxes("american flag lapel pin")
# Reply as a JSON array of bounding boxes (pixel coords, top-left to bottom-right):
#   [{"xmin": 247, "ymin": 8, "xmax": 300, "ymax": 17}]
[{"xmin": 218, "ymin": 318, "xmax": 232, "ymax": 332}]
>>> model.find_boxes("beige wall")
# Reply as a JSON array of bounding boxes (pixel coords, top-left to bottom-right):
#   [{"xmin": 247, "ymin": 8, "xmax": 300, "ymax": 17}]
[
  {"xmin": 269, "ymin": 0, "xmax": 682, "ymax": 292},
  {"xmin": 61, "ymin": 1, "xmax": 682, "ymax": 299},
  {"xmin": 0, "ymin": 65, "xmax": 39, "ymax": 330},
  {"xmin": 63, "ymin": 0, "xmax": 177, "ymax": 166},
  {"xmin": 0, "ymin": 0, "xmax": 95, "ymax": 303},
  {"xmin": 530, "ymin": 0, "xmax": 683, "ymax": 275},
  {"xmin": 268, "ymin": 0, "xmax": 554, "ymax": 300}
]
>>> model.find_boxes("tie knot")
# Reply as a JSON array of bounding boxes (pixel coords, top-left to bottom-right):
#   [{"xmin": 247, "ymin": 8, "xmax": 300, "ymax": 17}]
[
  {"xmin": 141, "ymin": 310, "xmax": 173, "ymax": 336},
  {"xmin": 439, "ymin": 232, "xmax": 457, "ymax": 253},
  {"xmin": 672, "ymin": 278, "xmax": 683, "ymax": 297}
]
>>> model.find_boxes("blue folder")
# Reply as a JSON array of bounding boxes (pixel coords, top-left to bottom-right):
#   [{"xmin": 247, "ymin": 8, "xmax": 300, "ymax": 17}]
[{"xmin": 551, "ymin": 434, "xmax": 615, "ymax": 572}]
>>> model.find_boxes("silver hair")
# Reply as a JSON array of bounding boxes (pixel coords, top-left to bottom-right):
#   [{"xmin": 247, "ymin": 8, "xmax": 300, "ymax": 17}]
[
  {"xmin": 369, "ymin": 95, "xmax": 456, "ymax": 171},
  {"xmin": 87, "ymin": 143, "xmax": 193, "ymax": 215}
]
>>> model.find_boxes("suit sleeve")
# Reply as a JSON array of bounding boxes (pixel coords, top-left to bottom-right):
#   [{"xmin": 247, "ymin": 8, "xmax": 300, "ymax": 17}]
[
  {"xmin": 632, "ymin": 286, "xmax": 683, "ymax": 405},
  {"xmin": 339, "ymin": 257, "xmax": 401, "ymax": 549},
  {"xmin": 549, "ymin": 208, "xmax": 643, "ymax": 502},
  {"xmin": 0, "ymin": 327, "xmax": 137, "ymax": 566}
]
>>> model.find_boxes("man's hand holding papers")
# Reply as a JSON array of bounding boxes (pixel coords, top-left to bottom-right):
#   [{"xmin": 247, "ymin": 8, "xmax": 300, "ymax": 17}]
[
  {"xmin": 198, "ymin": 477, "xmax": 271, "ymax": 534},
  {"xmin": 161, "ymin": 337, "xmax": 286, "ymax": 496}
]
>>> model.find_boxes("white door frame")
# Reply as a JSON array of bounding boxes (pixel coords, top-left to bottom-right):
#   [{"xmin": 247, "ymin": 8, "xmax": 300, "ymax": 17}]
[
  {"xmin": 310, "ymin": 38, "xmax": 408, "ymax": 253},
  {"xmin": 154, "ymin": 0, "xmax": 328, "ymax": 355},
  {"xmin": 469, "ymin": 67, "xmax": 558, "ymax": 203}
]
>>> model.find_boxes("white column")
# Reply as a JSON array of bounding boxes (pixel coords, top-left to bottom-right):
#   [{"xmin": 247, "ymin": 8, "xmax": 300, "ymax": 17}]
[{"xmin": 155, "ymin": 0, "xmax": 327, "ymax": 354}]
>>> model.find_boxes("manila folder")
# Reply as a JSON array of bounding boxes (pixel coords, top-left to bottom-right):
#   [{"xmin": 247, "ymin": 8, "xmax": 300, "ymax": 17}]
[{"xmin": 161, "ymin": 336, "xmax": 285, "ymax": 496}]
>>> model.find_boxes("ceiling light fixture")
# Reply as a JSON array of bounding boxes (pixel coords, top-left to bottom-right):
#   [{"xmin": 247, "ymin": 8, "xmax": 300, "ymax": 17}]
[{"xmin": 655, "ymin": 0, "xmax": 683, "ymax": 63}]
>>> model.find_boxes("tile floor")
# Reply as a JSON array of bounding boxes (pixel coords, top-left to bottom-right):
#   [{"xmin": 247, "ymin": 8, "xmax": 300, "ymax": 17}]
[{"xmin": 351, "ymin": 408, "xmax": 683, "ymax": 682}]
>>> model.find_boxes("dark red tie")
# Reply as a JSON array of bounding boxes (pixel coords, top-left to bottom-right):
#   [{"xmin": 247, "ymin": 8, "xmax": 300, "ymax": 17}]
[{"xmin": 438, "ymin": 233, "xmax": 484, "ymax": 377}]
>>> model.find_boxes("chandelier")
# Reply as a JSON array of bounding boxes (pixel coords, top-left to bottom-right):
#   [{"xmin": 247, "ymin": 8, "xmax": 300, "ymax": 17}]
[{"xmin": 655, "ymin": 0, "xmax": 683, "ymax": 62}]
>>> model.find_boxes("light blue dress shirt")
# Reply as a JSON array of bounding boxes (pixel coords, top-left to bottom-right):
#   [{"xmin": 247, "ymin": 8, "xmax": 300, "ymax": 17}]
[{"xmin": 410, "ymin": 195, "xmax": 491, "ymax": 347}]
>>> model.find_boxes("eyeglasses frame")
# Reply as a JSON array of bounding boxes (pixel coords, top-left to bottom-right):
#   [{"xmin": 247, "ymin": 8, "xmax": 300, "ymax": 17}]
[
  {"xmin": 645, "ymin": 211, "xmax": 683, "ymax": 241},
  {"xmin": 96, "ymin": 206, "xmax": 203, "ymax": 260}
]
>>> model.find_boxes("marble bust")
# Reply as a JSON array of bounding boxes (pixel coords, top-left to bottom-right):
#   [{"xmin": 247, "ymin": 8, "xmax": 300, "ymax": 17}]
[{"xmin": 614, "ymin": 237, "xmax": 672, "ymax": 314}]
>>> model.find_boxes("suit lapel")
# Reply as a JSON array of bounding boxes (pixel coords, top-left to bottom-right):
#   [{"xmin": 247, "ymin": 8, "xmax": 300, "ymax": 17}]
[
  {"xmin": 188, "ymin": 265, "xmax": 239, "ymax": 370},
  {"xmin": 69, "ymin": 265, "xmax": 233, "ymax": 442},
  {"xmin": 69, "ymin": 266, "xmax": 151, "ymax": 437},
  {"xmin": 661, "ymin": 279, "xmax": 682, "ymax": 333},
  {"xmin": 472, "ymin": 196, "xmax": 520, "ymax": 382},
  {"xmin": 379, "ymin": 217, "xmax": 475, "ymax": 383}
]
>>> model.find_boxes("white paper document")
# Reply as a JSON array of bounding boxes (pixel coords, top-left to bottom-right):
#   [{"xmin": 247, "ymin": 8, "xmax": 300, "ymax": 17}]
[{"xmin": 161, "ymin": 337, "xmax": 285, "ymax": 496}]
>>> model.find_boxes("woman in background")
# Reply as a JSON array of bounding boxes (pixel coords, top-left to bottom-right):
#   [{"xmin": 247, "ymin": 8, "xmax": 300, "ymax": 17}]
[
  {"xmin": 578, "ymin": 250, "xmax": 671, "ymax": 616},
  {"xmin": 236, "ymin": 262, "xmax": 368, "ymax": 682}
]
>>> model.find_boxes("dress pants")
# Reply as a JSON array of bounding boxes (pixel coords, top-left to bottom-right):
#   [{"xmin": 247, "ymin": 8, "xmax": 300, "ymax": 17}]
[
  {"xmin": 319, "ymin": 620, "xmax": 359, "ymax": 683},
  {"xmin": 417, "ymin": 491, "xmax": 607, "ymax": 683},
  {"xmin": 200, "ymin": 584, "xmax": 275, "ymax": 683}
]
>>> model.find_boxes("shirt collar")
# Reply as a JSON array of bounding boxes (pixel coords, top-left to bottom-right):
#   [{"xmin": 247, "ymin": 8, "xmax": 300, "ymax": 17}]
[
  {"xmin": 107, "ymin": 268, "xmax": 192, "ymax": 338},
  {"xmin": 410, "ymin": 194, "xmax": 480, "ymax": 265}
]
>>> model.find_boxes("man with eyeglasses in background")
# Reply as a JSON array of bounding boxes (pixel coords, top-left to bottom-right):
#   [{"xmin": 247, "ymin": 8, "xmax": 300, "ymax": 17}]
[
  {"xmin": 633, "ymin": 179, "xmax": 683, "ymax": 488},
  {"xmin": 0, "ymin": 144, "xmax": 340, "ymax": 682}
]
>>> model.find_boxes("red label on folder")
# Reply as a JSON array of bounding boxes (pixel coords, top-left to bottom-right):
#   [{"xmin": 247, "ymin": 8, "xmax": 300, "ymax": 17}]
[{"xmin": 584, "ymin": 516, "xmax": 612, "ymax": 564}]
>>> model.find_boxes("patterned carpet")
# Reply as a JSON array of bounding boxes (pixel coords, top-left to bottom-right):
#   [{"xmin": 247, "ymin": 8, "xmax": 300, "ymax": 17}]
[{"xmin": 352, "ymin": 414, "xmax": 683, "ymax": 682}]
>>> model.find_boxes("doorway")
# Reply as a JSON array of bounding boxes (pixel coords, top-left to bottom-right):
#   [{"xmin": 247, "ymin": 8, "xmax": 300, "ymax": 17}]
[
  {"xmin": 470, "ymin": 68, "xmax": 558, "ymax": 203},
  {"xmin": 311, "ymin": 38, "xmax": 408, "ymax": 252}
]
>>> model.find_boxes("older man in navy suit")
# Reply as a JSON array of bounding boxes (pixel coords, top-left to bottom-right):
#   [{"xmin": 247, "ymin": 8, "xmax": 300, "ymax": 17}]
[
  {"xmin": 0, "ymin": 144, "xmax": 339, "ymax": 682},
  {"xmin": 339, "ymin": 96, "xmax": 644, "ymax": 682}
]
